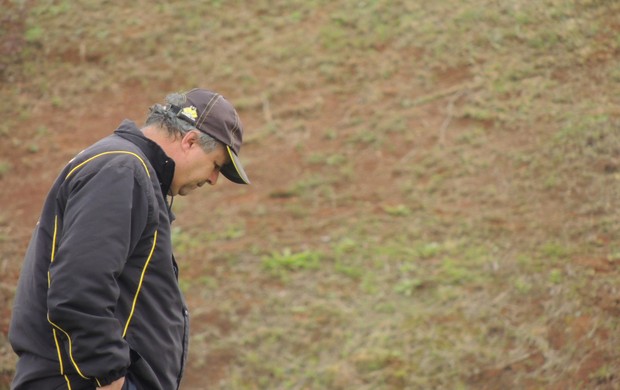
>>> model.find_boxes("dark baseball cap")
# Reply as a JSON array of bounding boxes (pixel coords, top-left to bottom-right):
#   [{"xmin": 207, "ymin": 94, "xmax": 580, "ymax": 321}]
[{"xmin": 168, "ymin": 88, "xmax": 250, "ymax": 184}]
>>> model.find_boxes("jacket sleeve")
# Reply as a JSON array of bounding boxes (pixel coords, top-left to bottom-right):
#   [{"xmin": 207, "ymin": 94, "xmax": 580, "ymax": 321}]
[{"xmin": 47, "ymin": 158, "xmax": 150, "ymax": 385}]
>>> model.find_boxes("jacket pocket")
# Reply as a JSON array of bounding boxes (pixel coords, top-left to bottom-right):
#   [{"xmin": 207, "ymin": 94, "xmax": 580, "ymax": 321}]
[{"xmin": 128, "ymin": 350, "xmax": 163, "ymax": 390}]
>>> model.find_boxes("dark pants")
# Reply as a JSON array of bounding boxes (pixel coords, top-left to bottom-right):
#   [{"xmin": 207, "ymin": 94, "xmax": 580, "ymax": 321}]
[
  {"xmin": 18, "ymin": 376, "xmax": 138, "ymax": 390},
  {"xmin": 123, "ymin": 377, "xmax": 138, "ymax": 390}
]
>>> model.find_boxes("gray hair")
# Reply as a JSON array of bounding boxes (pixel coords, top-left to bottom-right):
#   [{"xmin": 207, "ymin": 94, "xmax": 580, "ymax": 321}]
[{"xmin": 145, "ymin": 92, "xmax": 222, "ymax": 153}]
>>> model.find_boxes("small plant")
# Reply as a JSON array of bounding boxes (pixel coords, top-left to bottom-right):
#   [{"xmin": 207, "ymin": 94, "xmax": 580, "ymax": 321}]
[
  {"xmin": 171, "ymin": 227, "xmax": 202, "ymax": 256},
  {"xmin": 323, "ymin": 128, "xmax": 337, "ymax": 140},
  {"xmin": 24, "ymin": 26, "xmax": 43, "ymax": 43},
  {"xmin": 218, "ymin": 225, "xmax": 245, "ymax": 241},
  {"xmin": 548, "ymin": 268, "xmax": 562, "ymax": 284},
  {"xmin": 440, "ymin": 259, "xmax": 480, "ymax": 285},
  {"xmin": 51, "ymin": 95, "xmax": 64, "ymax": 108},
  {"xmin": 306, "ymin": 152, "xmax": 346, "ymax": 166},
  {"xmin": 35, "ymin": 125, "xmax": 49, "ymax": 136},
  {"xmin": 513, "ymin": 277, "xmax": 532, "ymax": 294},
  {"xmin": 394, "ymin": 278, "xmax": 423, "ymax": 296},
  {"xmin": 333, "ymin": 237, "xmax": 357, "ymax": 256},
  {"xmin": 0, "ymin": 161, "xmax": 11, "ymax": 178},
  {"xmin": 334, "ymin": 262, "xmax": 363, "ymax": 280},
  {"xmin": 382, "ymin": 204, "xmax": 411, "ymax": 217},
  {"xmin": 416, "ymin": 242, "xmax": 442, "ymax": 259},
  {"xmin": 262, "ymin": 248, "xmax": 322, "ymax": 277},
  {"xmin": 27, "ymin": 143, "xmax": 39, "ymax": 153},
  {"xmin": 348, "ymin": 130, "xmax": 380, "ymax": 146},
  {"xmin": 590, "ymin": 365, "xmax": 614, "ymax": 384},
  {"xmin": 540, "ymin": 241, "xmax": 570, "ymax": 261}
]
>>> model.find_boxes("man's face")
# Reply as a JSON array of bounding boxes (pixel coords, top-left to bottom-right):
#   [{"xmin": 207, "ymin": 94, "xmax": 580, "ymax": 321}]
[{"xmin": 170, "ymin": 132, "xmax": 229, "ymax": 196}]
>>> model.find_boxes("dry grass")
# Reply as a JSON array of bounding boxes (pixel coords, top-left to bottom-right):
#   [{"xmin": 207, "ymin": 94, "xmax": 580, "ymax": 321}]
[{"xmin": 1, "ymin": 0, "xmax": 620, "ymax": 389}]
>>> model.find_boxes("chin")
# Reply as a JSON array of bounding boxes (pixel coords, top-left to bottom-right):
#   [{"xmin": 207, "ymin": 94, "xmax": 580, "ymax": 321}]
[{"xmin": 177, "ymin": 187, "xmax": 195, "ymax": 196}]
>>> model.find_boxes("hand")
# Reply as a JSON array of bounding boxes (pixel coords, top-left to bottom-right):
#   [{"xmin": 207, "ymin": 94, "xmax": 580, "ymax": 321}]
[{"xmin": 97, "ymin": 376, "xmax": 125, "ymax": 389}]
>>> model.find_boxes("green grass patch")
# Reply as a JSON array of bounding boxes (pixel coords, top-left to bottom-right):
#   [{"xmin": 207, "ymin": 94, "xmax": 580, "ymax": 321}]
[{"xmin": 262, "ymin": 248, "xmax": 322, "ymax": 278}]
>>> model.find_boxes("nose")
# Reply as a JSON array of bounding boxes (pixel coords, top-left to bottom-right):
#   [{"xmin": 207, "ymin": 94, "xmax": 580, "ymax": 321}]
[{"xmin": 206, "ymin": 171, "xmax": 219, "ymax": 185}]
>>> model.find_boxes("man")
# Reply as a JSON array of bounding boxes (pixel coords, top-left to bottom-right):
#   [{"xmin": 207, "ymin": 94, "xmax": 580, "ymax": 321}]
[{"xmin": 9, "ymin": 88, "xmax": 250, "ymax": 390}]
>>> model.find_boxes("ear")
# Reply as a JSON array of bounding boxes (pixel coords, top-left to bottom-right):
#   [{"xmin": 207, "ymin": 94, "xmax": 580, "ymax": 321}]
[{"xmin": 180, "ymin": 130, "xmax": 200, "ymax": 152}]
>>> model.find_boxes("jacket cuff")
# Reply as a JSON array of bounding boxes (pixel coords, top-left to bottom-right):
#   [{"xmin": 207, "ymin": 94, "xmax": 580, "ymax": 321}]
[{"xmin": 94, "ymin": 367, "xmax": 128, "ymax": 387}]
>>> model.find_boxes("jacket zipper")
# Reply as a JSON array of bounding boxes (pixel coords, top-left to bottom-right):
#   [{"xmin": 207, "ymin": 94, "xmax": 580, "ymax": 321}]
[
  {"xmin": 172, "ymin": 256, "xmax": 189, "ymax": 390},
  {"xmin": 176, "ymin": 307, "xmax": 189, "ymax": 389}
]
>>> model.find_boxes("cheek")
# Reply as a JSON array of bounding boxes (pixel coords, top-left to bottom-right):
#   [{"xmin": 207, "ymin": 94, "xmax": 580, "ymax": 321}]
[
  {"xmin": 182, "ymin": 163, "xmax": 202, "ymax": 183},
  {"xmin": 171, "ymin": 168, "xmax": 191, "ymax": 193}
]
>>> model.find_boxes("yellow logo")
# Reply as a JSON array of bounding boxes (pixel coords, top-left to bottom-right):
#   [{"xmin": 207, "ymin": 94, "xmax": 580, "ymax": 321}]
[{"xmin": 180, "ymin": 106, "xmax": 198, "ymax": 121}]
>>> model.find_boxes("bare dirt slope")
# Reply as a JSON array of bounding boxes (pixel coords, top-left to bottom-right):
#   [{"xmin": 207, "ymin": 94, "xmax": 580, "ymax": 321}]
[{"xmin": 1, "ymin": 1, "xmax": 620, "ymax": 389}]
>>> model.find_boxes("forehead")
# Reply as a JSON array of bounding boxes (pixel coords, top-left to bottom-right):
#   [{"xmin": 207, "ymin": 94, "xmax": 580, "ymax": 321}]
[
  {"xmin": 220, "ymin": 145, "xmax": 231, "ymax": 165},
  {"xmin": 204, "ymin": 144, "xmax": 229, "ymax": 165}
]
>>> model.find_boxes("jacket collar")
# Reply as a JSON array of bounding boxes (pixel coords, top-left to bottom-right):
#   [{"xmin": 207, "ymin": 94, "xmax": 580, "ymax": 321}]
[{"xmin": 114, "ymin": 119, "xmax": 175, "ymax": 197}]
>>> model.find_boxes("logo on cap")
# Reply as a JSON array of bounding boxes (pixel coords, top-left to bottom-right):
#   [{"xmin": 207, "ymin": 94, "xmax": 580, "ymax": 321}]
[{"xmin": 180, "ymin": 106, "xmax": 198, "ymax": 122}]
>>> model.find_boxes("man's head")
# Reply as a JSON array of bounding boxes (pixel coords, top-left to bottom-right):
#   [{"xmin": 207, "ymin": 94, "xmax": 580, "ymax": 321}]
[{"xmin": 145, "ymin": 88, "xmax": 250, "ymax": 196}]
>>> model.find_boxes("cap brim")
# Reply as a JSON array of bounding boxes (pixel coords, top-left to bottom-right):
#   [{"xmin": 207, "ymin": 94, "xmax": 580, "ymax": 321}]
[{"xmin": 221, "ymin": 145, "xmax": 250, "ymax": 184}]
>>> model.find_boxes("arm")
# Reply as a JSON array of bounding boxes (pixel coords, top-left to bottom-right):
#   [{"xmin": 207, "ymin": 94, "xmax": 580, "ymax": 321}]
[{"xmin": 47, "ymin": 159, "xmax": 149, "ymax": 385}]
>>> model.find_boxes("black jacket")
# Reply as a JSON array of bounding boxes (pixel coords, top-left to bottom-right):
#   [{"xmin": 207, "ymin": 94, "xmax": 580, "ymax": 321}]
[{"xmin": 9, "ymin": 120, "xmax": 189, "ymax": 390}]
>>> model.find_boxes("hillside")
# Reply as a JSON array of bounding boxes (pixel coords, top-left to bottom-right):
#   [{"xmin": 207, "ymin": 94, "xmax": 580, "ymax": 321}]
[{"xmin": 1, "ymin": 1, "xmax": 619, "ymax": 389}]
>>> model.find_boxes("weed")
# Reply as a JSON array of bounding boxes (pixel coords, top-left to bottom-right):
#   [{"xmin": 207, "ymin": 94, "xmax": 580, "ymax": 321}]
[
  {"xmin": 543, "ymin": 174, "xmax": 559, "ymax": 190},
  {"xmin": 288, "ymin": 174, "xmax": 338, "ymax": 200},
  {"xmin": 460, "ymin": 105, "xmax": 498, "ymax": 123},
  {"xmin": 171, "ymin": 227, "xmax": 202, "ymax": 256},
  {"xmin": 347, "ymin": 130, "xmax": 381, "ymax": 146},
  {"xmin": 382, "ymin": 204, "xmax": 411, "ymax": 217},
  {"xmin": 549, "ymin": 268, "xmax": 563, "ymax": 284},
  {"xmin": 51, "ymin": 96, "xmax": 63, "ymax": 108},
  {"xmin": 285, "ymin": 203, "xmax": 309, "ymax": 219},
  {"xmin": 220, "ymin": 225, "xmax": 245, "ymax": 240},
  {"xmin": 590, "ymin": 365, "xmax": 614, "ymax": 384},
  {"xmin": 456, "ymin": 127, "xmax": 486, "ymax": 146},
  {"xmin": 394, "ymin": 278, "xmax": 423, "ymax": 296},
  {"xmin": 361, "ymin": 273, "xmax": 379, "ymax": 295},
  {"xmin": 35, "ymin": 126, "xmax": 48, "ymax": 136},
  {"xmin": 607, "ymin": 250, "xmax": 620, "ymax": 262},
  {"xmin": 24, "ymin": 26, "xmax": 43, "ymax": 43},
  {"xmin": 334, "ymin": 262, "xmax": 363, "ymax": 280},
  {"xmin": 262, "ymin": 248, "xmax": 321, "ymax": 277},
  {"xmin": 440, "ymin": 259, "xmax": 478, "ymax": 285},
  {"xmin": 323, "ymin": 128, "xmax": 338, "ymax": 140},
  {"xmin": 306, "ymin": 152, "xmax": 346, "ymax": 167},
  {"xmin": 416, "ymin": 242, "xmax": 442, "ymax": 259},
  {"xmin": 352, "ymin": 348, "xmax": 401, "ymax": 373},
  {"xmin": 27, "ymin": 143, "xmax": 39, "ymax": 153},
  {"xmin": 333, "ymin": 237, "xmax": 357, "ymax": 256},
  {"xmin": 514, "ymin": 277, "xmax": 533, "ymax": 294},
  {"xmin": 540, "ymin": 241, "xmax": 570, "ymax": 261},
  {"xmin": 0, "ymin": 161, "xmax": 11, "ymax": 178},
  {"xmin": 318, "ymin": 24, "xmax": 348, "ymax": 51}
]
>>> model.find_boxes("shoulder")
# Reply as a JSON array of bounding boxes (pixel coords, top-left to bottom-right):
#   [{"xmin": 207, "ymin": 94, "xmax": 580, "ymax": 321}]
[{"xmin": 65, "ymin": 136, "xmax": 153, "ymax": 181}]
